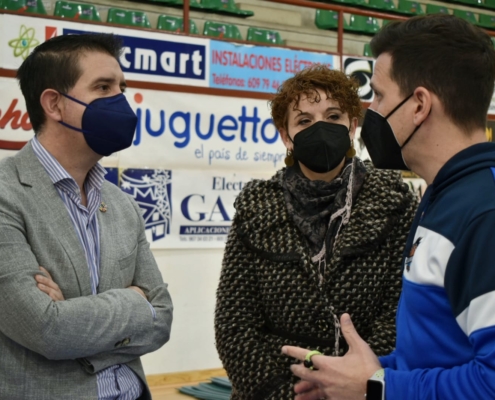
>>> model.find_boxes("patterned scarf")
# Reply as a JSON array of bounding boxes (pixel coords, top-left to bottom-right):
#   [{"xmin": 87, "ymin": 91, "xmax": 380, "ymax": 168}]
[{"xmin": 282, "ymin": 157, "xmax": 368, "ymax": 279}]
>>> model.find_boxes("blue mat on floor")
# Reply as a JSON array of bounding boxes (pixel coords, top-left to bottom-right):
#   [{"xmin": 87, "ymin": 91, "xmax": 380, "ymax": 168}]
[{"xmin": 178, "ymin": 377, "xmax": 232, "ymax": 400}]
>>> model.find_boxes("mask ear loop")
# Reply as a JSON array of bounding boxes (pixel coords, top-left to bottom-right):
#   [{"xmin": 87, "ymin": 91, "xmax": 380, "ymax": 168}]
[
  {"xmin": 58, "ymin": 92, "xmax": 91, "ymax": 134},
  {"xmin": 287, "ymin": 130, "xmax": 294, "ymax": 145},
  {"xmin": 59, "ymin": 92, "xmax": 92, "ymax": 108},
  {"xmin": 401, "ymin": 106, "xmax": 432, "ymax": 150},
  {"xmin": 384, "ymin": 93, "xmax": 414, "ymax": 120}
]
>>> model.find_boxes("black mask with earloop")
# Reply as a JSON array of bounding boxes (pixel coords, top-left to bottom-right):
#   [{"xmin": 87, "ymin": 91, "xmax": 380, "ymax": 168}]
[
  {"xmin": 361, "ymin": 94, "xmax": 428, "ymax": 171},
  {"xmin": 289, "ymin": 121, "xmax": 351, "ymax": 174}
]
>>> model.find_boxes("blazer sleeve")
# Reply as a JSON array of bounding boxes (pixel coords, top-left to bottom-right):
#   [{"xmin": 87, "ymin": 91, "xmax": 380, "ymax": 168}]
[
  {"xmin": 214, "ymin": 215, "xmax": 298, "ymax": 400},
  {"xmin": 0, "ymin": 193, "xmax": 172, "ymax": 362},
  {"xmin": 79, "ymin": 196, "xmax": 173, "ymax": 373},
  {"xmin": 367, "ymin": 189, "xmax": 418, "ymax": 356}
]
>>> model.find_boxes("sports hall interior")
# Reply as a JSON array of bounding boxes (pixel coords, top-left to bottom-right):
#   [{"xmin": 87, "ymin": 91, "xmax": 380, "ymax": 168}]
[{"xmin": 1, "ymin": 0, "xmax": 494, "ymax": 398}]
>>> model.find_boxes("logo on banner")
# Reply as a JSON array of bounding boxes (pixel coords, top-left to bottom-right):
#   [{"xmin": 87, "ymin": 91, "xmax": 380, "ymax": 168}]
[
  {"xmin": 178, "ymin": 175, "xmax": 239, "ymax": 241},
  {"xmin": 8, "ymin": 25, "xmax": 39, "ymax": 59},
  {"xmin": 343, "ymin": 57, "xmax": 374, "ymax": 101},
  {"xmin": 63, "ymin": 28, "xmax": 207, "ymax": 81},
  {"xmin": 46, "ymin": 26, "xmax": 58, "ymax": 40},
  {"xmin": 130, "ymin": 92, "xmax": 282, "ymax": 168},
  {"xmin": 103, "ymin": 167, "xmax": 119, "ymax": 186},
  {"xmin": 120, "ymin": 169, "xmax": 172, "ymax": 242},
  {"xmin": 0, "ymin": 98, "xmax": 32, "ymax": 150}
]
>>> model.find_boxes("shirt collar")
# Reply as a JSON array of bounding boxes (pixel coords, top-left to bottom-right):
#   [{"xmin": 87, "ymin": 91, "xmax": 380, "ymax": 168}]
[{"xmin": 31, "ymin": 136, "xmax": 107, "ymax": 193}]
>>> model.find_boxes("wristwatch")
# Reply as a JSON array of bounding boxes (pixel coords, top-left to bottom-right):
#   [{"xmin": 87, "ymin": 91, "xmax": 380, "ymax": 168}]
[{"xmin": 366, "ymin": 368, "xmax": 385, "ymax": 400}]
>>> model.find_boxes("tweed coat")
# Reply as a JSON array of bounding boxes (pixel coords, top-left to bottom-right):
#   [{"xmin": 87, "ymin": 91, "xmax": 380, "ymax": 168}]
[{"xmin": 214, "ymin": 163, "xmax": 417, "ymax": 400}]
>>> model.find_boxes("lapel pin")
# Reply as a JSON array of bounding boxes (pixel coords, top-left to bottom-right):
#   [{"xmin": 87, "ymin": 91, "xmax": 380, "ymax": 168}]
[{"xmin": 99, "ymin": 201, "xmax": 107, "ymax": 213}]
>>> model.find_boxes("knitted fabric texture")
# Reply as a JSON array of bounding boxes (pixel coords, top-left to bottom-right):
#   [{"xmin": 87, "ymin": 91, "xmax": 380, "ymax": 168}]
[{"xmin": 214, "ymin": 162, "xmax": 418, "ymax": 400}]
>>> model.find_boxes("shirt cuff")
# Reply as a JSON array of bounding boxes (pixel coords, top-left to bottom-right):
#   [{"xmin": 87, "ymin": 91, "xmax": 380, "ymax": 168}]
[{"xmin": 146, "ymin": 301, "xmax": 157, "ymax": 320}]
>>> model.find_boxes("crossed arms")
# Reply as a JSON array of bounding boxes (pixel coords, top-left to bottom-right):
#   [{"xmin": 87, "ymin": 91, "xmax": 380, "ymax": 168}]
[{"xmin": 0, "ymin": 194, "xmax": 173, "ymax": 372}]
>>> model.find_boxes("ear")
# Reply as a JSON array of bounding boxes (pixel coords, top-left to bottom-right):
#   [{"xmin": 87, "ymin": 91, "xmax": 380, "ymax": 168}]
[
  {"xmin": 349, "ymin": 117, "xmax": 358, "ymax": 141},
  {"xmin": 412, "ymin": 87, "xmax": 432, "ymax": 127},
  {"xmin": 40, "ymin": 89, "xmax": 64, "ymax": 123},
  {"xmin": 279, "ymin": 127, "xmax": 293, "ymax": 151}
]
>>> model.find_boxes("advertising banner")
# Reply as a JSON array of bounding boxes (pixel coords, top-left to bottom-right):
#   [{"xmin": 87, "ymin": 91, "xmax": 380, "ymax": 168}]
[
  {"xmin": 122, "ymin": 86, "xmax": 284, "ymax": 172},
  {"xmin": 0, "ymin": 14, "xmax": 209, "ymax": 87},
  {"xmin": 117, "ymin": 168, "xmax": 270, "ymax": 248},
  {"xmin": 0, "ymin": 77, "xmax": 32, "ymax": 155},
  {"xmin": 0, "ymin": 77, "xmax": 285, "ymax": 173},
  {"xmin": 209, "ymin": 40, "xmax": 338, "ymax": 93},
  {"xmin": 0, "ymin": 76, "xmax": 278, "ymax": 248},
  {"xmin": 0, "ymin": 13, "xmax": 339, "ymax": 94}
]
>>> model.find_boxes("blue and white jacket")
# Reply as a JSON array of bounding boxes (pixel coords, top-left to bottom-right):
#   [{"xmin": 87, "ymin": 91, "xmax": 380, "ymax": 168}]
[{"xmin": 379, "ymin": 143, "xmax": 495, "ymax": 399}]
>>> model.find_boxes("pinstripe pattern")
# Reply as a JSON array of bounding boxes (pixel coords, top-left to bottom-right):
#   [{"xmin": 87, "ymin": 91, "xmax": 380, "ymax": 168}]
[{"xmin": 32, "ymin": 137, "xmax": 143, "ymax": 400}]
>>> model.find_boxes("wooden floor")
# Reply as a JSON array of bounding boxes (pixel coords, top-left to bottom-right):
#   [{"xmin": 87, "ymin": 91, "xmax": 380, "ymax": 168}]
[
  {"xmin": 150, "ymin": 381, "xmax": 204, "ymax": 400},
  {"xmin": 147, "ymin": 368, "xmax": 228, "ymax": 400}
]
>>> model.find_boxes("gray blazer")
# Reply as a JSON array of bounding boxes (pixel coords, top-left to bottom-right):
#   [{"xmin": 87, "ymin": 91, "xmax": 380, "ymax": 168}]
[{"xmin": 0, "ymin": 143, "xmax": 173, "ymax": 399}]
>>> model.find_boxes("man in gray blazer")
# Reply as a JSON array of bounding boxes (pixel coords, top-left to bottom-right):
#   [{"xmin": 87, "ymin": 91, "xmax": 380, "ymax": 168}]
[{"xmin": 0, "ymin": 34, "xmax": 173, "ymax": 399}]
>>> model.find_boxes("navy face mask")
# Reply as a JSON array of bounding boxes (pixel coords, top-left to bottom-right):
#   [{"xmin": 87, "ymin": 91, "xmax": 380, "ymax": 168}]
[
  {"xmin": 59, "ymin": 93, "xmax": 138, "ymax": 157},
  {"xmin": 289, "ymin": 121, "xmax": 351, "ymax": 174}
]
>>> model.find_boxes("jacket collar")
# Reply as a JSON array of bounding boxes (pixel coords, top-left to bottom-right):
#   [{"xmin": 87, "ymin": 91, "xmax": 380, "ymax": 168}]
[
  {"xmin": 237, "ymin": 164, "xmax": 413, "ymax": 262},
  {"xmin": 14, "ymin": 142, "xmax": 93, "ymax": 295}
]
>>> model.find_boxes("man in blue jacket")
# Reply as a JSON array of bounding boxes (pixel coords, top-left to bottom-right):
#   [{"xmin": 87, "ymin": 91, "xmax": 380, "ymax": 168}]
[{"xmin": 282, "ymin": 14, "xmax": 495, "ymax": 400}]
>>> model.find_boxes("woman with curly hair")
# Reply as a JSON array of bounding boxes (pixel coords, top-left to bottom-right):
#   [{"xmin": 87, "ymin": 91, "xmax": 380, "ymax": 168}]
[{"xmin": 214, "ymin": 65, "xmax": 417, "ymax": 400}]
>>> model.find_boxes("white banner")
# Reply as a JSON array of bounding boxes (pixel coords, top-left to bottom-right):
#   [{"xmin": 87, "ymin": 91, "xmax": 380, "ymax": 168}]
[
  {"xmin": 122, "ymin": 87, "xmax": 284, "ymax": 172},
  {"xmin": 0, "ymin": 77, "xmax": 285, "ymax": 173},
  {"xmin": 0, "ymin": 77, "xmax": 32, "ymax": 155},
  {"xmin": 119, "ymin": 168, "xmax": 270, "ymax": 248},
  {"xmin": 0, "ymin": 14, "xmax": 341, "ymax": 94},
  {"xmin": 0, "ymin": 14, "xmax": 209, "ymax": 87},
  {"xmin": 0, "ymin": 76, "xmax": 278, "ymax": 248}
]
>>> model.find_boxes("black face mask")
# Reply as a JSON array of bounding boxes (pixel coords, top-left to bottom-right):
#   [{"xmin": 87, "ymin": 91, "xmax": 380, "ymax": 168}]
[
  {"xmin": 361, "ymin": 94, "xmax": 424, "ymax": 171},
  {"xmin": 289, "ymin": 121, "xmax": 351, "ymax": 174}
]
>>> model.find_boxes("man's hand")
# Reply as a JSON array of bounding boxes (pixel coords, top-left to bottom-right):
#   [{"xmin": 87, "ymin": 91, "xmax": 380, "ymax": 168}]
[
  {"xmin": 35, "ymin": 266, "xmax": 65, "ymax": 302},
  {"xmin": 128, "ymin": 285, "xmax": 147, "ymax": 300},
  {"xmin": 282, "ymin": 313, "xmax": 382, "ymax": 400}
]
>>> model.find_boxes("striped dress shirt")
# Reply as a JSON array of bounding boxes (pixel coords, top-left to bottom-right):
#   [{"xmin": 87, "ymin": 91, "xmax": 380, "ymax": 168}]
[{"xmin": 32, "ymin": 137, "xmax": 143, "ymax": 400}]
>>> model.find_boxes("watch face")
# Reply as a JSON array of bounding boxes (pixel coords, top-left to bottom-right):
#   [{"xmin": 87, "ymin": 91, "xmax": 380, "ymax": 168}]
[{"xmin": 367, "ymin": 380, "xmax": 384, "ymax": 400}]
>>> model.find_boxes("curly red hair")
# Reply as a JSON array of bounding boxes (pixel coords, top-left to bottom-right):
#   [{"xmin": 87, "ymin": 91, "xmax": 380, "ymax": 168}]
[{"xmin": 270, "ymin": 65, "xmax": 362, "ymax": 130}]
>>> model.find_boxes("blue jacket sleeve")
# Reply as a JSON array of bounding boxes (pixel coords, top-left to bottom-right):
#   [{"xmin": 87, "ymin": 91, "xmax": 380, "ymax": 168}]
[
  {"xmin": 379, "ymin": 351, "xmax": 397, "ymax": 369},
  {"xmin": 384, "ymin": 212, "xmax": 495, "ymax": 399},
  {"xmin": 385, "ymin": 326, "xmax": 495, "ymax": 399}
]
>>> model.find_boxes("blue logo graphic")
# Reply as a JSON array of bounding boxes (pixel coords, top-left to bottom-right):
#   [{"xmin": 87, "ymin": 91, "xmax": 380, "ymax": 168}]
[
  {"xmin": 120, "ymin": 169, "xmax": 172, "ymax": 241},
  {"xmin": 132, "ymin": 105, "xmax": 279, "ymax": 149},
  {"xmin": 104, "ymin": 167, "xmax": 119, "ymax": 186},
  {"xmin": 63, "ymin": 28, "xmax": 206, "ymax": 81}
]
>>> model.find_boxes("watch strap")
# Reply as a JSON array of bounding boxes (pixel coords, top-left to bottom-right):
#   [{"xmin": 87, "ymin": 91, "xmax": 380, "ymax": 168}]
[{"xmin": 371, "ymin": 369, "xmax": 385, "ymax": 381}]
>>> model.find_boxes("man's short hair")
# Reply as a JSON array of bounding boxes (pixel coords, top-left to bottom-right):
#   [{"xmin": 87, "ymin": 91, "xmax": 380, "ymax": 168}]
[
  {"xmin": 16, "ymin": 33, "xmax": 123, "ymax": 134},
  {"xmin": 371, "ymin": 14, "xmax": 495, "ymax": 132}
]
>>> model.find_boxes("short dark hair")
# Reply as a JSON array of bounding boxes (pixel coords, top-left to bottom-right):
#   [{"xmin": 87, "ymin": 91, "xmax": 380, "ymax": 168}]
[
  {"xmin": 16, "ymin": 33, "xmax": 123, "ymax": 134},
  {"xmin": 371, "ymin": 15, "xmax": 495, "ymax": 132}
]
